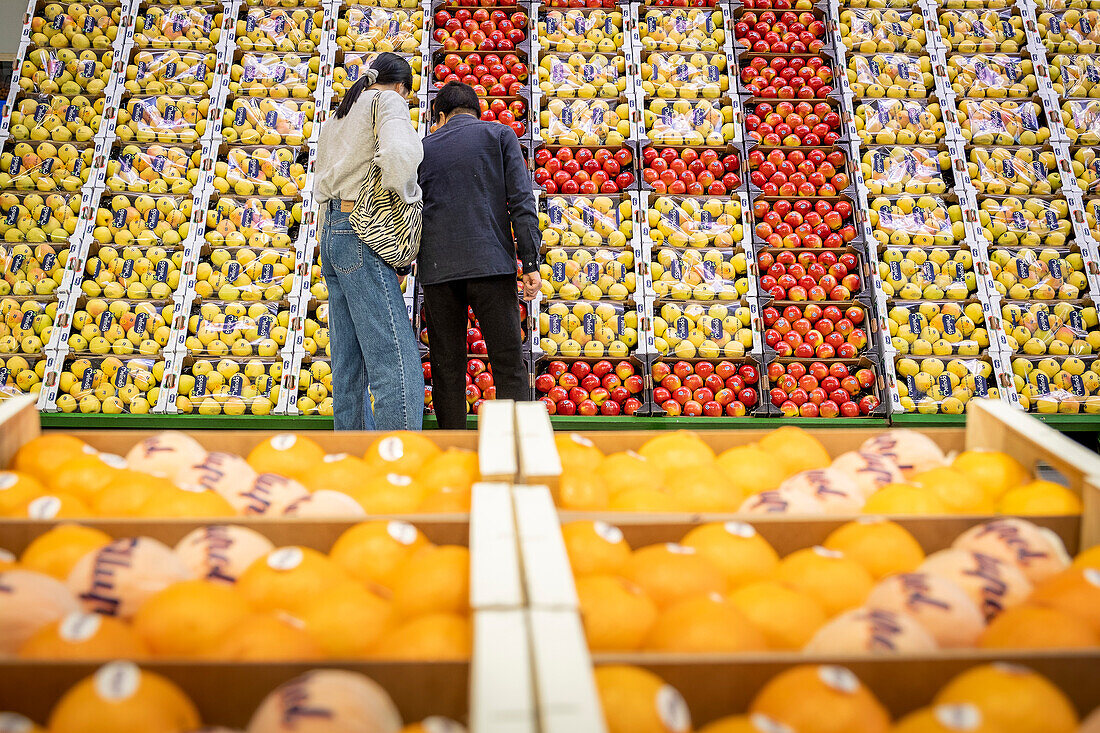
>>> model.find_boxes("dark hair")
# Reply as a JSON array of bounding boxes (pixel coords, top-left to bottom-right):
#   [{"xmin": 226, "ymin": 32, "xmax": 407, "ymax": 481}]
[
  {"xmin": 431, "ymin": 81, "xmax": 480, "ymax": 124},
  {"xmin": 334, "ymin": 53, "xmax": 414, "ymax": 120}
]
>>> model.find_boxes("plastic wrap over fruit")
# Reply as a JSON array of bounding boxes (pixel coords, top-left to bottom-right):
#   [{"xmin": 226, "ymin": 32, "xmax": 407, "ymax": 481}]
[
  {"xmin": 877, "ymin": 246, "xmax": 979, "ymax": 300},
  {"xmin": 938, "ymin": 9, "xmax": 1026, "ymax": 51},
  {"xmin": 0, "ymin": 140, "xmax": 93, "ymax": 192},
  {"xmin": 175, "ymin": 358, "xmax": 283, "ymax": 416},
  {"xmin": 854, "ymin": 98, "xmax": 945, "ymax": 144},
  {"xmin": 887, "ymin": 301, "xmax": 990, "ymax": 356},
  {"xmin": 336, "ymin": 7, "xmax": 424, "ymax": 53},
  {"xmin": 134, "ymin": 6, "xmax": 223, "ymax": 49},
  {"xmin": 292, "ymin": 358, "xmax": 332, "ymax": 416},
  {"xmin": 839, "ymin": 8, "xmax": 926, "ymax": 53},
  {"xmin": 93, "ymin": 193, "xmax": 194, "ymax": 248},
  {"xmin": 946, "ymin": 54, "xmax": 1037, "ymax": 97},
  {"xmin": 538, "ymin": 300, "xmax": 639, "ymax": 358},
  {"xmin": 236, "ymin": 8, "xmax": 323, "ymax": 53},
  {"xmin": 53, "ymin": 355, "xmax": 164, "ymax": 415},
  {"xmin": 0, "ymin": 192, "xmax": 82, "ymax": 243},
  {"xmin": 868, "ymin": 195, "xmax": 965, "ymax": 245},
  {"xmin": 19, "ymin": 48, "xmax": 114, "ymax": 96},
  {"xmin": 117, "ymin": 95, "xmax": 210, "ymax": 144},
  {"xmin": 0, "ymin": 355, "xmax": 48, "ymax": 399},
  {"xmin": 1037, "ymin": 10, "xmax": 1100, "ymax": 53},
  {"xmin": 843, "ymin": 0, "xmax": 913, "ymax": 9},
  {"xmin": 184, "ymin": 300, "xmax": 289, "ymax": 359},
  {"xmin": 7, "ymin": 95, "xmax": 102, "ymax": 143},
  {"xmin": 1081, "ymin": 196, "xmax": 1100, "ymax": 232},
  {"xmin": 957, "ymin": 99, "xmax": 1049, "ymax": 144},
  {"xmin": 105, "ymin": 143, "xmax": 202, "ymax": 195},
  {"xmin": 539, "ymin": 195, "xmax": 632, "ymax": 247},
  {"xmin": 79, "ymin": 245, "xmax": 183, "ymax": 301},
  {"xmin": 974, "ymin": 196, "xmax": 1073, "ymax": 246},
  {"xmin": 205, "ymin": 196, "xmax": 302, "ymax": 249},
  {"xmin": 1047, "ymin": 54, "xmax": 1100, "ymax": 96},
  {"xmin": 538, "ymin": 54, "xmax": 626, "ymax": 96},
  {"xmin": 125, "ymin": 50, "xmax": 216, "ymax": 96},
  {"xmin": 967, "ymin": 147, "xmax": 1061, "ymax": 195},
  {"xmin": 0, "ymin": 243, "xmax": 66, "ymax": 297},
  {"xmin": 334, "ymin": 52, "xmax": 423, "ymax": 100},
  {"xmin": 639, "ymin": 8, "xmax": 726, "ymax": 52},
  {"xmin": 222, "ymin": 98, "xmax": 315, "ymax": 145},
  {"xmin": 213, "ymin": 147, "xmax": 307, "ymax": 198},
  {"xmin": 861, "ymin": 146, "xmax": 949, "ymax": 195},
  {"xmin": 1011, "ymin": 356, "xmax": 1100, "ymax": 412},
  {"xmin": 539, "ymin": 8, "xmax": 623, "ymax": 52},
  {"xmin": 643, "ymin": 98, "xmax": 733, "ymax": 146},
  {"xmin": 540, "ymin": 247, "xmax": 637, "ymax": 301},
  {"xmin": 845, "ymin": 53, "xmax": 933, "ymax": 97},
  {"xmin": 647, "ymin": 195, "xmax": 744, "ymax": 247},
  {"xmin": 641, "ymin": 52, "xmax": 729, "ymax": 98},
  {"xmin": 230, "ymin": 53, "xmax": 319, "ymax": 98},
  {"xmin": 651, "ymin": 247, "xmax": 748, "ymax": 300},
  {"xmin": 894, "ymin": 356, "xmax": 1000, "ymax": 414},
  {"xmin": 0, "ymin": 297, "xmax": 57, "ymax": 355},
  {"xmin": 245, "ymin": 0, "xmax": 320, "ymax": 7},
  {"xmin": 1060, "ymin": 99, "xmax": 1100, "ymax": 144},
  {"xmin": 986, "ymin": 246, "xmax": 1088, "ymax": 300},
  {"xmin": 1001, "ymin": 300, "xmax": 1100, "ymax": 355},
  {"xmin": 28, "ymin": 4, "xmax": 123, "ymax": 50},
  {"xmin": 540, "ymin": 98, "xmax": 629, "ymax": 145},
  {"xmin": 64, "ymin": 299, "xmax": 176, "ymax": 357},
  {"xmin": 194, "ymin": 248, "xmax": 296, "ymax": 301},
  {"xmin": 653, "ymin": 300, "xmax": 753, "ymax": 358}
]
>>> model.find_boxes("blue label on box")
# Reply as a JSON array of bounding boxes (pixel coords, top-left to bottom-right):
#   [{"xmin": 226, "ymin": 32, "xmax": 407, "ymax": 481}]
[
  {"xmin": 1035, "ymin": 371, "xmax": 1050, "ymax": 393},
  {"xmin": 702, "ymin": 260, "xmax": 716, "ymax": 280},
  {"xmin": 9, "ymin": 254, "xmax": 23, "ymax": 273},
  {"xmin": 34, "ymin": 104, "xmax": 48, "ymax": 123},
  {"xmin": 7, "ymin": 158, "xmax": 20, "ymax": 176},
  {"xmin": 235, "ymin": 106, "xmax": 248, "ymax": 126},
  {"xmin": 257, "ymin": 314, "xmax": 272, "ymax": 337},
  {"xmin": 549, "ymin": 205, "xmax": 562, "ymax": 225},
  {"xmin": 52, "ymin": 14, "xmax": 66, "ymax": 29},
  {"xmin": 120, "ymin": 259, "xmax": 134, "ymax": 279},
  {"xmin": 114, "ymin": 365, "xmax": 129, "ymax": 389},
  {"xmin": 151, "ymin": 155, "xmax": 166, "ymax": 173},
  {"xmin": 975, "ymin": 374, "xmax": 988, "ymax": 396},
  {"xmin": 246, "ymin": 15, "xmax": 257, "ymax": 33},
  {"xmin": 1045, "ymin": 210, "xmax": 1058, "ymax": 230},
  {"xmin": 905, "ymin": 373, "xmax": 917, "ymax": 395},
  {"xmin": 113, "ymin": 208, "xmax": 127, "ymax": 228},
  {"xmin": 1049, "ymin": 258, "xmax": 1063, "ymax": 278},
  {"xmin": 1012, "ymin": 210, "xmax": 1026, "ymax": 230},
  {"xmin": 155, "ymin": 259, "xmax": 169, "ymax": 282},
  {"xmin": 192, "ymin": 373, "xmax": 206, "ymax": 397},
  {"xmin": 710, "ymin": 317, "xmax": 722, "ymax": 339},
  {"xmin": 1071, "ymin": 309, "xmax": 1083, "ymax": 330},
  {"xmin": 64, "ymin": 105, "xmax": 78, "ymax": 123},
  {"xmin": 202, "ymin": 13, "xmax": 212, "ymax": 34},
  {"xmin": 552, "ymin": 261, "xmax": 565, "ymax": 280},
  {"xmin": 647, "ymin": 15, "xmax": 657, "ymax": 32},
  {"xmin": 146, "ymin": 209, "xmax": 159, "ymax": 229},
  {"xmin": 938, "ymin": 373, "xmax": 952, "ymax": 394},
  {"xmin": 1072, "ymin": 373, "xmax": 1085, "ymax": 395},
  {"xmin": 226, "ymin": 261, "xmax": 240, "ymax": 282},
  {"xmin": 274, "ymin": 209, "xmax": 288, "ymax": 229},
  {"xmin": 585, "ymin": 261, "xmax": 599, "ymax": 281},
  {"xmin": 348, "ymin": 64, "xmax": 359, "ymax": 80},
  {"xmin": 134, "ymin": 312, "xmax": 147, "ymax": 334},
  {"xmin": 224, "ymin": 313, "xmax": 237, "ymax": 330},
  {"xmin": 41, "ymin": 252, "xmax": 54, "ymax": 270},
  {"xmin": 1037, "ymin": 308, "xmax": 1049, "ymax": 330},
  {"xmin": 5, "ymin": 208, "xmax": 17, "ymax": 226},
  {"xmin": 0, "ymin": 368, "xmax": 9, "ymax": 386},
  {"xmin": 605, "ymin": 17, "xmax": 614, "ymax": 34},
  {"xmin": 265, "ymin": 110, "xmax": 278, "ymax": 128},
  {"xmin": 676, "ymin": 316, "xmax": 689, "ymax": 339},
  {"xmin": 943, "ymin": 313, "xmax": 957, "ymax": 334}
]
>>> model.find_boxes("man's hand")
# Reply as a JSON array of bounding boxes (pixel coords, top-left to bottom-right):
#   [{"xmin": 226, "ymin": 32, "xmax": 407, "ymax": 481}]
[{"xmin": 521, "ymin": 271, "xmax": 542, "ymax": 300}]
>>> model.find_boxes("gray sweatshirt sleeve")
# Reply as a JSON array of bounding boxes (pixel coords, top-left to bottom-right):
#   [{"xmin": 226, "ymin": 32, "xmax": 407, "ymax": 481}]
[{"xmin": 375, "ymin": 91, "xmax": 424, "ymax": 205}]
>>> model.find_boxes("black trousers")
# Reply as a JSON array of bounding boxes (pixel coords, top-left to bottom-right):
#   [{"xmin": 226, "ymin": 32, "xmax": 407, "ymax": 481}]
[{"xmin": 422, "ymin": 274, "xmax": 528, "ymax": 429}]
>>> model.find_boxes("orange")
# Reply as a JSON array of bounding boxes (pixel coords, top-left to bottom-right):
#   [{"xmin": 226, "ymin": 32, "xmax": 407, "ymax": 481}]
[
  {"xmin": 1029, "ymin": 567, "xmax": 1100, "ymax": 633},
  {"xmin": 50, "ymin": 453, "xmax": 126, "ymax": 504},
  {"xmin": 952, "ymin": 450, "xmax": 1030, "ymax": 501},
  {"xmin": 47, "ymin": 662, "xmax": 199, "ymax": 733},
  {"xmin": 246, "ymin": 433, "xmax": 324, "ymax": 478},
  {"xmin": 20, "ymin": 524, "xmax": 112, "ymax": 579},
  {"xmin": 15, "ymin": 493, "xmax": 91, "ymax": 519},
  {"xmin": 609, "ymin": 487, "xmax": 681, "ymax": 512},
  {"xmin": 561, "ymin": 521, "xmax": 631, "ymax": 577},
  {"xmin": 92, "ymin": 472, "xmax": 175, "ymax": 517},
  {"xmin": 0, "ymin": 714, "xmax": 43, "ymax": 732},
  {"xmin": 978, "ymin": 604, "xmax": 1099, "ymax": 649},
  {"xmin": 0, "ymin": 470, "xmax": 46, "ymax": 515},
  {"xmin": 773, "ymin": 546, "xmax": 874, "ymax": 617},
  {"xmin": 235, "ymin": 546, "xmax": 351, "ymax": 616},
  {"xmin": 297, "ymin": 581, "xmax": 393, "ymax": 657},
  {"xmin": 682, "ymin": 522, "xmax": 779, "ymax": 588},
  {"xmin": 727, "ymin": 581, "xmax": 828, "ymax": 650},
  {"xmin": 644, "ymin": 594, "xmax": 767, "ymax": 653},
  {"xmin": 302, "ymin": 453, "xmax": 368, "ymax": 494},
  {"xmin": 934, "ymin": 663, "xmax": 1078, "ymax": 733},
  {"xmin": 892, "ymin": 704, "xmax": 1003, "ymax": 733},
  {"xmin": 344, "ymin": 473, "xmax": 426, "ymax": 514},
  {"xmin": 622, "ymin": 543, "xmax": 726, "ymax": 609},
  {"xmin": 862, "ymin": 483, "xmax": 949, "ymax": 515},
  {"xmin": 757, "ymin": 426, "xmax": 831, "ymax": 477},
  {"xmin": 132, "ymin": 580, "xmax": 253, "ymax": 657},
  {"xmin": 664, "ymin": 464, "xmax": 743, "ymax": 512},
  {"xmin": 804, "ymin": 607, "xmax": 937, "ymax": 654},
  {"xmin": 555, "ymin": 433, "xmax": 605, "ymax": 474},
  {"xmin": 329, "ymin": 520, "xmax": 430, "ymax": 590},
  {"xmin": 715, "ymin": 444, "xmax": 787, "ymax": 495},
  {"xmin": 208, "ymin": 612, "xmax": 323, "ymax": 661},
  {"xmin": 13, "ymin": 435, "xmax": 88, "ymax": 484},
  {"xmin": 0, "ymin": 548, "xmax": 14, "ymax": 571},
  {"xmin": 372, "ymin": 613, "xmax": 471, "ymax": 659},
  {"xmin": 389, "ymin": 545, "xmax": 470, "ymax": 619},
  {"xmin": 594, "ymin": 665, "xmax": 692, "ymax": 733},
  {"xmin": 364, "ymin": 432, "xmax": 441, "ymax": 475},
  {"xmin": 860, "ymin": 430, "xmax": 946, "ymax": 477},
  {"xmin": 19, "ymin": 612, "xmax": 148, "ymax": 659},
  {"xmin": 401, "ymin": 718, "xmax": 467, "ymax": 733},
  {"xmin": 416, "ymin": 448, "xmax": 479, "ymax": 492},
  {"xmin": 910, "ymin": 468, "xmax": 995, "ymax": 514},
  {"xmin": 698, "ymin": 715, "xmax": 794, "ymax": 733},
  {"xmin": 823, "ymin": 519, "xmax": 925, "ymax": 580},
  {"xmin": 576, "ymin": 575, "xmax": 658, "ymax": 651},
  {"xmin": 558, "ymin": 470, "xmax": 611, "ymax": 510},
  {"xmin": 138, "ymin": 488, "xmax": 235, "ymax": 518},
  {"xmin": 247, "ymin": 670, "xmax": 402, "ymax": 733},
  {"xmin": 638, "ymin": 431, "xmax": 716, "ymax": 478},
  {"xmin": 750, "ymin": 665, "xmax": 891, "ymax": 733},
  {"xmin": 998, "ymin": 481, "xmax": 1083, "ymax": 515},
  {"xmin": 596, "ymin": 452, "xmax": 663, "ymax": 495},
  {"xmin": 1074, "ymin": 545, "xmax": 1100, "ymax": 569},
  {"xmin": 417, "ymin": 485, "xmax": 472, "ymax": 512}
]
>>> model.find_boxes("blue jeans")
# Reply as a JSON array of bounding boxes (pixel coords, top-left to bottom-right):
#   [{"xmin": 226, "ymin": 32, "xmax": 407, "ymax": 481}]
[{"xmin": 319, "ymin": 202, "xmax": 423, "ymax": 431}]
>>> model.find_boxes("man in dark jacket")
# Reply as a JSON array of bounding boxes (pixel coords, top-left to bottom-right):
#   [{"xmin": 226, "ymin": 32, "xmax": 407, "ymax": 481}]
[{"xmin": 418, "ymin": 82, "xmax": 541, "ymax": 429}]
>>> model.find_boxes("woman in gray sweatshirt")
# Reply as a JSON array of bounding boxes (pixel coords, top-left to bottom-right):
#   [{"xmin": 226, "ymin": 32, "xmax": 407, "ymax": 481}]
[{"xmin": 314, "ymin": 54, "xmax": 424, "ymax": 431}]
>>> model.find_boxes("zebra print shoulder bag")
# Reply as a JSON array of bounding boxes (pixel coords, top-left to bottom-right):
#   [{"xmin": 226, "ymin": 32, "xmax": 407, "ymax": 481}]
[{"xmin": 349, "ymin": 92, "xmax": 423, "ymax": 270}]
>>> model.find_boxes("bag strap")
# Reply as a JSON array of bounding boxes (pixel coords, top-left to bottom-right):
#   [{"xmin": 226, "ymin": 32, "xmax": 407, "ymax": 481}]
[{"xmin": 368, "ymin": 91, "xmax": 383, "ymax": 163}]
